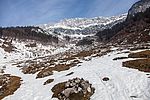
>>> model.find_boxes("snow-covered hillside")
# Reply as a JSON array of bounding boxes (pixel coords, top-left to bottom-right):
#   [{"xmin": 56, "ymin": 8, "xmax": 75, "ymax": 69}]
[
  {"xmin": 0, "ymin": 0, "xmax": 150, "ymax": 99},
  {"xmin": 0, "ymin": 38, "xmax": 73, "ymax": 65},
  {"xmin": 39, "ymin": 14, "xmax": 126, "ymax": 37},
  {"xmin": 1, "ymin": 46, "xmax": 150, "ymax": 100}
]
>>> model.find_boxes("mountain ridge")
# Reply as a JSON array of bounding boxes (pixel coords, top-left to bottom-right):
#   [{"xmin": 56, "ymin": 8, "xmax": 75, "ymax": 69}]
[{"xmin": 39, "ymin": 14, "xmax": 126, "ymax": 37}]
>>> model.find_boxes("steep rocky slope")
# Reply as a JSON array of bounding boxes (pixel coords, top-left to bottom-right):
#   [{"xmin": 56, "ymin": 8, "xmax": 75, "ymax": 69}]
[{"xmin": 96, "ymin": 0, "xmax": 150, "ymax": 45}]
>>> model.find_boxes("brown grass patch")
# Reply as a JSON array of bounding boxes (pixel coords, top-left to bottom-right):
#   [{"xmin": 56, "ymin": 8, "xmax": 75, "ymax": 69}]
[
  {"xmin": 51, "ymin": 82, "xmax": 66, "ymax": 98},
  {"xmin": 36, "ymin": 63, "xmax": 78, "ymax": 78},
  {"xmin": 43, "ymin": 79, "xmax": 54, "ymax": 85},
  {"xmin": 72, "ymin": 50, "xmax": 96, "ymax": 58},
  {"xmin": 128, "ymin": 50, "xmax": 150, "ymax": 58},
  {"xmin": 0, "ymin": 75, "xmax": 21, "ymax": 99},
  {"xmin": 22, "ymin": 64, "xmax": 42, "ymax": 74},
  {"xmin": 123, "ymin": 58, "xmax": 150, "ymax": 72},
  {"xmin": 1, "ymin": 40, "xmax": 15, "ymax": 53},
  {"xmin": 19, "ymin": 46, "xmax": 110, "ymax": 79}
]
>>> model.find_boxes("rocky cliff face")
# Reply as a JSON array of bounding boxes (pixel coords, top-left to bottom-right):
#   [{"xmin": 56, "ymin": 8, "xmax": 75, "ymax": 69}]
[
  {"xmin": 96, "ymin": 0, "xmax": 150, "ymax": 45},
  {"xmin": 127, "ymin": 0, "xmax": 150, "ymax": 20}
]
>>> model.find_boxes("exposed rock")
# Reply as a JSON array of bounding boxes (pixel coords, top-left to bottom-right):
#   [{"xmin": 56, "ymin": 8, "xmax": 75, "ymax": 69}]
[
  {"xmin": 51, "ymin": 78, "xmax": 95, "ymax": 100},
  {"xmin": 128, "ymin": 0, "xmax": 150, "ymax": 20},
  {"xmin": 96, "ymin": 0, "xmax": 150, "ymax": 45}
]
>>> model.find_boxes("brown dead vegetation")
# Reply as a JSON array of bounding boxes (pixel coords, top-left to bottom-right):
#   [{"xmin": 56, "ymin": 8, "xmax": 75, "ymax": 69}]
[
  {"xmin": 0, "ymin": 39, "xmax": 15, "ymax": 53},
  {"xmin": 123, "ymin": 58, "xmax": 150, "ymax": 72},
  {"xmin": 21, "ymin": 55, "xmax": 80, "ymax": 79},
  {"xmin": 123, "ymin": 50, "xmax": 150, "ymax": 72},
  {"xmin": 43, "ymin": 79, "xmax": 54, "ymax": 85},
  {"xmin": 0, "ymin": 74, "xmax": 21, "ymax": 100},
  {"xmin": 19, "ymin": 46, "xmax": 110, "ymax": 81},
  {"xmin": 22, "ymin": 63, "xmax": 43, "ymax": 74},
  {"xmin": 128, "ymin": 50, "xmax": 150, "ymax": 58},
  {"xmin": 72, "ymin": 49, "xmax": 99, "ymax": 58},
  {"xmin": 36, "ymin": 62, "xmax": 78, "ymax": 78},
  {"xmin": 52, "ymin": 82, "xmax": 66, "ymax": 98}
]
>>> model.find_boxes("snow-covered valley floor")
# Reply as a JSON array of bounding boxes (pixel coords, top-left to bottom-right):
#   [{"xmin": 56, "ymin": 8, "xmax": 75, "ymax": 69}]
[{"xmin": 1, "ymin": 49, "xmax": 150, "ymax": 100}]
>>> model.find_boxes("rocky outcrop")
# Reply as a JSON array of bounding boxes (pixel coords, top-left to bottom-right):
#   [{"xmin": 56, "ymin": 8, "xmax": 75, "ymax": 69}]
[
  {"xmin": 51, "ymin": 78, "xmax": 95, "ymax": 100},
  {"xmin": 127, "ymin": 0, "xmax": 150, "ymax": 20}
]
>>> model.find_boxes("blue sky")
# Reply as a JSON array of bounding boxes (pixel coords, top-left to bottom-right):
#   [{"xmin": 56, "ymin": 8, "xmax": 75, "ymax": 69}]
[{"xmin": 0, "ymin": 0, "xmax": 139, "ymax": 27}]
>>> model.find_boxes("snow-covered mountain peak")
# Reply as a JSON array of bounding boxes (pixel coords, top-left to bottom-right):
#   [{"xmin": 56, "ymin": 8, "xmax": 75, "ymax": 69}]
[
  {"xmin": 40, "ymin": 14, "xmax": 127, "ymax": 30},
  {"xmin": 39, "ymin": 14, "xmax": 127, "ymax": 38}
]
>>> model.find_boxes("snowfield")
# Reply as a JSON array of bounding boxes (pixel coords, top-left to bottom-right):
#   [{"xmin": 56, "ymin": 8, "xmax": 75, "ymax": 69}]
[
  {"xmin": 1, "ymin": 48, "xmax": 150, "ymax": 100},
  {"xmin": 0, "ymin": 39, "xmax": 73, "ymax": 64}
]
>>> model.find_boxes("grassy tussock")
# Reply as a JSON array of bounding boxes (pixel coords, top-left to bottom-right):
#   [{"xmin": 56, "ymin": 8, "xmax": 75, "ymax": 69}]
[{"xmin": 123, "ymin": 58, "xmax": 150, "ymax": 72}]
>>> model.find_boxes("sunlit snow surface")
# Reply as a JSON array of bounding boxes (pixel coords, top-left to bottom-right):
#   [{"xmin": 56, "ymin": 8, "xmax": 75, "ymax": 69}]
[{"xmin": 1, "ymin": 48, "xmax": 150, "ymax": 100}]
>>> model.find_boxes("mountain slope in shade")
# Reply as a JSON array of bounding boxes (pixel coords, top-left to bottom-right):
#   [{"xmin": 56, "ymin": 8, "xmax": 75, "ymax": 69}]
[
  {"xmin": 128, "ymin": 0, "xmax": 150, "ymax": 19},
  {"xmin": 96, "ymin": 0, "xmax": 150, "ymax": 45}
]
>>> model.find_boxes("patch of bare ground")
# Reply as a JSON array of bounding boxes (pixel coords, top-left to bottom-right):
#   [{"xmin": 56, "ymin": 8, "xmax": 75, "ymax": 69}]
[
  {"xmin": 20, "ymin": 55, "xmax": 81, "ymax": 78},
  {"xmin": 123, "ymin": 58, "xmax": 150, "ymax": 72},
  {"xmin": 128, "ymin": 50, "xmax": 150, "ymax": 58},
  {"xmin": 22, "ymin": 64, "xmax": 42, "ymax": 74},
  {"xmin": 18, "ymin": 46, "xmax": 111, "ymax": 80},
  {"xmin": 21, "ymin": 60, "xmax": 56, "ymax": 74},
  {"xmin": 36, "ymin": 48, "xmax": 111, "ymax": 79},
  {"xmin": 0, "ymin": 39, "xmax": 15, "ymax": 53},
  {"xmin": 43, "ymin": 79, "xmax": 54, "ymax": 85},
  {"xmin": 51, "ymin": 78, "xmax": 95, "ymax": 100},
  {"xmin": 0, "ymin": 74, "xmax": 21, "ymax": 99},
  {"xmin": 122, "ymin": 50, "xmax": 150, "ymax": 72},
  {"xmin": 36, "ymin": 62, "xmax": 79, "ymax": 78}
]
